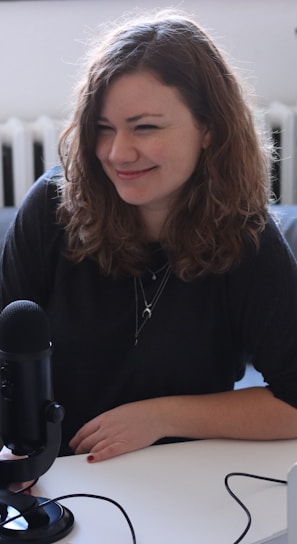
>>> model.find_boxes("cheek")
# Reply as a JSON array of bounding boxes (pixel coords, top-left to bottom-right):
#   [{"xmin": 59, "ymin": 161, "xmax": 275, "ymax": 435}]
[
  {"xmin": 161, "ymin": 144, "xmax": 200, "ymax": 173},
  {"xmin": 95, "ymin": 139, "xmax": 109, "ymax": 162},
  {"xmin": 152, "ymin": 132, "xmax": 201, "ymax": 166},
  {"xmin": 95, "ymin": 140, "xmax": 102, "ymax": 161},
  {"xmin": 147, "ymin": 140, "xmax": 180, "ymax": 165}
]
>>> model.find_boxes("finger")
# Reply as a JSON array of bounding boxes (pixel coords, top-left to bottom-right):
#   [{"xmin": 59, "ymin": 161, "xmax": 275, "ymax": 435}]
[
  {"xmin": 0, "ymin": 445, "xmax": 27, "ymax": 461},
  {"xmin": 71, "ymin": 428, "xmax": 108, "ymax": 455},
  {"xmin": 0, "ymin": 447, "xmax": 34, "ymax": 493},
  {"xmin": 9, "ymin": 481, "xmax": 34, "ymax": 494},
  {"xmin": 69, "ymin": 431, "xmax": 88, "ymax": 451},
  {"xmin": 69, "ymin": 418, "xmax": 102, "ymax": 450},
  {"xmin": 87, "ymin": 440, "xmax": 129, "ymax": 463}
]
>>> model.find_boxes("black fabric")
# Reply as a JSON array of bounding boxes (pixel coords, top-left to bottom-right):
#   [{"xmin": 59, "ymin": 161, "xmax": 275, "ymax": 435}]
[
  {"xmin": 1, "ymin": 167, "xmax": 297, "ymax": 456},
  {"xmin": 271, "ymin": 204, "xmax": 297, "ymax": 259},
  {"xmin": 0, "ymin": 207, "xmax": 17, "ymax": 254}
]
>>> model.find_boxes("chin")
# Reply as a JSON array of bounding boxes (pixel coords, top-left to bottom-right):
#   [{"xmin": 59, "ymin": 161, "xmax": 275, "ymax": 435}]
[{"xmin": 117, "ymin": 191, "xmax": 149, "ymax": 207}]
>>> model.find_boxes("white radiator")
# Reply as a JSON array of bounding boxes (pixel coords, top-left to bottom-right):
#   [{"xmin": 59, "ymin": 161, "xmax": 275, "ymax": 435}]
[
  {"xmin": 0, "ymin": 116, "xmax": 63, "ymax": 207},
  {"xmin": 265, "ymin": 101, "xmax": 297, "ymax": 204},
  {"xmin": 0, "ymin": 107, "xmax": 297, "ymax": 207}
]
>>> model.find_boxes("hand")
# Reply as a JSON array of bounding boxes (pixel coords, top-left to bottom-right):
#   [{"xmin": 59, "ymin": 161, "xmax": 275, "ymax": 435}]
[
  {"xmin": 0, "ymin": 446, "xmax": 34, "ymax": 493},
  {"xmin": 69, "ymin": 399, "xmax": 165, "ymax": 462}
]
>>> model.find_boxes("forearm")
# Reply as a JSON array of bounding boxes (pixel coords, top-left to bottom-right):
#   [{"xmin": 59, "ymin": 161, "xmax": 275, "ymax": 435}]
[
  {"xmin": 156, "ymin": 387, "xmax": 297, "ymax": 441},
  {"xmin": 70, "ymin": 387, "xmax": 297, "ymax": 463}
]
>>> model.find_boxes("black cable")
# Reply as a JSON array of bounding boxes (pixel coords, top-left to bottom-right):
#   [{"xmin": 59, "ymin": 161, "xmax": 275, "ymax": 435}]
[
  {"xmin": 0, "ymin": 492, "xmax": 137, "ymax": 543},
  {"xmin": 225, "ymin": 472, "xmax": 287, "ymax": 544},
  {"xmin": 0, "ymin": 471, "xmax": 287, "ymax": 543}
]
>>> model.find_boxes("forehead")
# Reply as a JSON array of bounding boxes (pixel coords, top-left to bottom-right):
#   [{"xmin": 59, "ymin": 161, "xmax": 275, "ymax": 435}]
[{"xmin": 99, "ymin": 71, "xmax": 188, "ymax": 118}]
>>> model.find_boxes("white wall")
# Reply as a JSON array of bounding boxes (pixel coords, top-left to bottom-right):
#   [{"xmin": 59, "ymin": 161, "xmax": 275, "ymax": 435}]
[{"xmin": 0, "ymin": 0, "xmax": 297, "ymax": 122}]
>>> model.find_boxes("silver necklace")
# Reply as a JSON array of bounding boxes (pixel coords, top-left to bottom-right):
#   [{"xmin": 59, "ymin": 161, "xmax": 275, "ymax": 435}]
[
  {"xmin": 144, "ymin": 262, "xmax": 169, "ymax": 280},
  {"xmin": 134, "ymin": 264, "xmax": 172, "ymax": 346}
]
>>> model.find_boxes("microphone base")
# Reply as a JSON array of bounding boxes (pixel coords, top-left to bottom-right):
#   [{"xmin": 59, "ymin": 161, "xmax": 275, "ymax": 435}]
[{"xmin": 0, "ymin": 496, "xmax": 74, "ymax": 543}]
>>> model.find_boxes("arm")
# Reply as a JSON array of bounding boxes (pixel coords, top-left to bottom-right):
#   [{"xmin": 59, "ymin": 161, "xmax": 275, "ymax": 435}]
[{"xmin": 69, "ymin": 387, "xmax": 297, "ymax": 462}]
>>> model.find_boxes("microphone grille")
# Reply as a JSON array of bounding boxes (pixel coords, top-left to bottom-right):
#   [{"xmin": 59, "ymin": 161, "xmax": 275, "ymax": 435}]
[{"xmin": 0, "ymin": 300, "xmax": 50, "ymax": 353}]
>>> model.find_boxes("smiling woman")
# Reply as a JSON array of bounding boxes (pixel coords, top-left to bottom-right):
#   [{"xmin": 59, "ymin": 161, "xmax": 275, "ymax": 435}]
[
  {"xmin": 58, "ymin": 12, "xmax": 270, "ymax": 280},
  {"xmin": 95, "ymin": 71, "xmax": 210, "ymax": 238},
  {"xmin": 1, "ymin": 9, "xmax": 297, "ymax": 464}
]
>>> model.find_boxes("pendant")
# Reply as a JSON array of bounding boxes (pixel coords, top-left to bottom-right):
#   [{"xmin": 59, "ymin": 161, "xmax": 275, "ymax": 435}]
[{"xmin": 142, "ymin": 305, "xmax": 152, "ymax": 319}]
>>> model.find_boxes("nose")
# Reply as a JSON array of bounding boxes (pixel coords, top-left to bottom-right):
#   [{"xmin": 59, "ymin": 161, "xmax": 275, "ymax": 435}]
[{"xmin": 108, "ymin": 131, "xmax": 138, "ymax": 164}]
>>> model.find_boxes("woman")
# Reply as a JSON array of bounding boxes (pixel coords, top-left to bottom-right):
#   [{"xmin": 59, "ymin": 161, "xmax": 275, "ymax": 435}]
[{"xmin": 1, "ymin": 10, "xmax": 297, "ymax": 462}]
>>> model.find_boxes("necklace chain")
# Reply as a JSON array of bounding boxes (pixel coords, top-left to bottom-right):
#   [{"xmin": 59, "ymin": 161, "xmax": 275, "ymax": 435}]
[
  {"xmin": 144, "ymin": 262, "xmax": 169, "ymax": 280},
  {"xmin": 134, "ymin": 264, "xmax": 172, "ymax": 346}
]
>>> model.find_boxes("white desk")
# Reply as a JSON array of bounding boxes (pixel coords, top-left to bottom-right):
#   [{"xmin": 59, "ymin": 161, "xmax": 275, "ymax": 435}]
[{"xmin": 33, "ymin": 439, "xmax": 297, "ymax": 544}]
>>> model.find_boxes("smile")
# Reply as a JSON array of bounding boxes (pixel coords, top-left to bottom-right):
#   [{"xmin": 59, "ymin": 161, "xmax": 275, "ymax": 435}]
[{"xmin": 115, "ymin": 167, "xmax": 157, "ymax": 181}]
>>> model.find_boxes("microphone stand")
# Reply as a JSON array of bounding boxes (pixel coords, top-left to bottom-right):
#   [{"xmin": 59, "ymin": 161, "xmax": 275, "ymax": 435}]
[{"xmin": 0, "ymin": 402, "xmax": 74, "ymax": 543}]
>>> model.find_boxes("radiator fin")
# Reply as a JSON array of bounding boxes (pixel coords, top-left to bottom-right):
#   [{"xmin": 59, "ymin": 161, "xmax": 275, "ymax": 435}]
[
  {"xmin": 0, "ymin": 116, "xmax": 63, "ymax": 207},
  {"xmin": 265, "ymin": 102, "xmax": 297, "ymax": 204}
]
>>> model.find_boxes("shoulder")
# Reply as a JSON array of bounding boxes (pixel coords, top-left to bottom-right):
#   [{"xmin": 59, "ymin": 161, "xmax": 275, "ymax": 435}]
[
  {"xmin": 268, "ymin": 205, "xmax": 297, "ymax": 260},
  {"xmin": 259, "ymin": 213, "xmax": 297, "ymax": 280},
  {"xmin": 0, "ymin": 167, "xmax": 65, "ymax": 310},
  {"xmin": 23, "ymin": 165, "xmax": 62, "ymax": 209},
  {"xmin": 16, "ymin": 166, "xmax": 63, "ymax": 231},
  {"xmin": 227, "ymin": 214, "xmax": 297, "ymax": 312},
  {"xmin": 9, "ymin": 166, "xmax": 65, "ymax": 252},
  {"xmin": 241, "ymin": 213, "xmax": 297, "ymax": 276}
]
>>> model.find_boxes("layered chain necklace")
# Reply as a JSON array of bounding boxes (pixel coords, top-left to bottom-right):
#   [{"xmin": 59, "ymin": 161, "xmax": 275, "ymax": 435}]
[{"xmin": 134, "ymin": 263, "xmax": 172, "ymax": 346}]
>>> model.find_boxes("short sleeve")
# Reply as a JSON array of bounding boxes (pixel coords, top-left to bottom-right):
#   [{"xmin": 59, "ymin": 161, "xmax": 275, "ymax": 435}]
[{"xmin": 228, "ymin": 216, "xmax": 297, "ymax": 408}]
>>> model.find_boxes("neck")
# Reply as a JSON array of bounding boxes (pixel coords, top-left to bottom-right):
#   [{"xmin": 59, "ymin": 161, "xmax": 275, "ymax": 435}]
[{"xmin": 139, "ymin": 207, "xmax": 167, "ymax": 242}]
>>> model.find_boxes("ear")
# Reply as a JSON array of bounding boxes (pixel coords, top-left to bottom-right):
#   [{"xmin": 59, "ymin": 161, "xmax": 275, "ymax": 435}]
[{"xmin": 202, "ymin": 127, "xmax": 211, "ymax": 149}]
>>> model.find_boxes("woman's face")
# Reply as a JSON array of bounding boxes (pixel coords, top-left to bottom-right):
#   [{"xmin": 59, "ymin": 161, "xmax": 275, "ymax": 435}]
[{"xmin": 96, "ymin": 71, "xmax": 210, "ymax": 233}]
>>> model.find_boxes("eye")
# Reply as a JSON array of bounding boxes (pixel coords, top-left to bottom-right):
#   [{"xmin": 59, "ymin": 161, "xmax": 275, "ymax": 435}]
[
  {"xmin": 135, "ymin": 124, "xmax": 160, "ymax": 131},
  {"xmin": 96, "ymin": 124, "xmax": 114, "ymax": 133}
]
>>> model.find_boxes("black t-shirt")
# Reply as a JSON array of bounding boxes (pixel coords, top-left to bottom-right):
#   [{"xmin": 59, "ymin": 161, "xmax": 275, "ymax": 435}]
[{"xmin": 1, "ymin": 167, "xmax": 297, "ymax": 454}]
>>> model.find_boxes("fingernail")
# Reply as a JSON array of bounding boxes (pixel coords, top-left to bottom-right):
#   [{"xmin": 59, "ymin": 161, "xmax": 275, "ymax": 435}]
[{"xmin": 87, "ymin": 454, "xmax": 94, "ymax": 462}]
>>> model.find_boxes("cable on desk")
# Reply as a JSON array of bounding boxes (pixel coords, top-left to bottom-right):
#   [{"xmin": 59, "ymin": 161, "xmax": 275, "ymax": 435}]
[
  {"xmin": 1, "ymin": 471, "xmax": 286, "ymax": 544},
  {"xmin": 224, "ymin": 471, "xmax": 287, "ymax": 544},
  {"xmin": 0, "ymin": 491, "xmax": 137, "ymax": 543}
]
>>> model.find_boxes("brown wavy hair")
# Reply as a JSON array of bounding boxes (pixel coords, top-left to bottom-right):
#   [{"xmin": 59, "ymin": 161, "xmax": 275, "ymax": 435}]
[{"xmin": 57, "ymin": 10, "xmax": 271, "ymax": 280}]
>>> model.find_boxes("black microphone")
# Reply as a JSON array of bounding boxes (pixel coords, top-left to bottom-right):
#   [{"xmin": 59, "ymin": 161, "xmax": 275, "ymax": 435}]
[
  {"xmin": 0, "ymin": 300, "xmax": 53, "ymax": 456},
  {"xmin": 0, "ymin": 301, "xmax": 74, "ymax": 543}
]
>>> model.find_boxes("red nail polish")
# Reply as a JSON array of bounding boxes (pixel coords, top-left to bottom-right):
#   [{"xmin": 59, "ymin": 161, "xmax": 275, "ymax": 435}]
[{"xmin": 87, "ymin": 454, "xmax": 94, "ymax": 462}]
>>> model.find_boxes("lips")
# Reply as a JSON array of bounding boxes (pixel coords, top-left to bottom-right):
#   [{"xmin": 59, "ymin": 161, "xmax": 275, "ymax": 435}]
[{"xmin": 115, "ymin": 166, "xmax": 156, "ymax": 181}]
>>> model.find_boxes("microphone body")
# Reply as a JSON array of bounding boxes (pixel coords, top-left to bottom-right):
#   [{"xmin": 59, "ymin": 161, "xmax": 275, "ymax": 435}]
[
  {"xmin": 0, "ymin": 301, "xmax": 74, "ymax": 543},
  {"xmin": 0, "ymin": 347, "xmax": 52, "ymax": 456},
  {"xmin": 0, "ymin": 300, "xmax": 53, "ymax": 456}
]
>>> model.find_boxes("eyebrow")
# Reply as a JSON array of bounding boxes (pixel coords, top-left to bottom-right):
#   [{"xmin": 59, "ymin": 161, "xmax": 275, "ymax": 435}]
[{"xmin": 98, "ymin": 113, "xmax": 164, "ymax": 123}]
